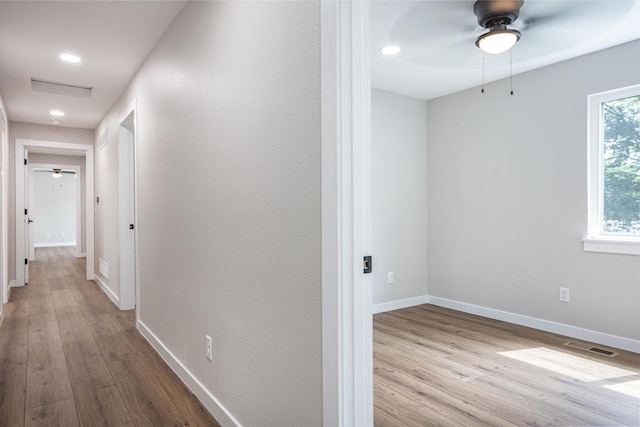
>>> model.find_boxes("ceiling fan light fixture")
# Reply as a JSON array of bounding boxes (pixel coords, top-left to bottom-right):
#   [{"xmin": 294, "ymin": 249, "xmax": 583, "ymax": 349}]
[
  {"xmin": 51, "ymin": 169, "xmax": 62, "ymax": 178},
  {"xmin": 475, "ymin": 27, "xmax": 521, "ymax": 54}
]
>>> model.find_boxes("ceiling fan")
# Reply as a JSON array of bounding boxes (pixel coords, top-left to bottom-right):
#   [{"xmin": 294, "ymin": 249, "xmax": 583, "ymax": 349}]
[
  {"xmin": 473, "ymin": 0, "xmax": 524, "ymax": 54},
  {"xmin": 50, "ymin": 168, "xmax": 76, "ymax": 178},
  {"xmin": 381, "ymin": 0, "xmax": 636, "ymax": 70}
]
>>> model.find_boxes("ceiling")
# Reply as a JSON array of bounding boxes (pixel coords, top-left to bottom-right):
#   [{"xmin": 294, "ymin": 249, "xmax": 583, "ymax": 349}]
[
  {"xmin": 1, "ymin": 1, "xmax": 637, "ymax": 127},
  {"xmin": 372, "ymin": 0, "xmax": 640, "ymax": 100},
  {"xmin": 0, "ymin": 1, "xmax": 186, "ymax": 129}
]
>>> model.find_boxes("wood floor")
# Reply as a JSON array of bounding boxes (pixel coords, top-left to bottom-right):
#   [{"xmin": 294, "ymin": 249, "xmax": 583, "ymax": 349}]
[
  {"xmin": 0, "ymin": 246, "xmax": 221, "ymax": 426},
  {"xmin": 374, "ymin": 305, "xmax": 640, "ymax": 426}
]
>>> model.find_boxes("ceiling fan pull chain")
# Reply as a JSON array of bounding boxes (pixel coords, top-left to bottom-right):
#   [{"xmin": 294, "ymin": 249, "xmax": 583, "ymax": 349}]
[
  {"xmin": 481, "ymin": 52, "xmax": 485, "ymax": 94},
  {"xmin": 510, "ymin": 49, "xmax": 514, "ymax": 96}
]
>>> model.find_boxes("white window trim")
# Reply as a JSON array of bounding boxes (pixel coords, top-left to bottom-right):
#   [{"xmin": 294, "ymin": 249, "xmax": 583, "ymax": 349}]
[{"xmin": 585, "ymin": 84, "xmax": 640, "ymax": 256}]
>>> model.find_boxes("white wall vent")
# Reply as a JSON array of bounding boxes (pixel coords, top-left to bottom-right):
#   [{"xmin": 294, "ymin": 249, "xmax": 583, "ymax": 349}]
[{"xmin": 31, "ymin": 78, "xmax": 92, "ymax": 98}]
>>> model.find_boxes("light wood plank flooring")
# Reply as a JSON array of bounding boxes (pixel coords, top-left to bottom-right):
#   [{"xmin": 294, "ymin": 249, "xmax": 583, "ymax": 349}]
[
  {"xmin": 374, "ymin": 304, "xmax": 640, "ymax": 427},
  {"xmin": 0, "ymin": 246, "xmax": 221, "ymax": 426}
]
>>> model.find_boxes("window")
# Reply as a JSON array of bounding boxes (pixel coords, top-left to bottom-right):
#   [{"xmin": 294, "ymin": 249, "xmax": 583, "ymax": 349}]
[{"xmin": 585, "ymin": 85, "xmax": 640, "ymax": 255}]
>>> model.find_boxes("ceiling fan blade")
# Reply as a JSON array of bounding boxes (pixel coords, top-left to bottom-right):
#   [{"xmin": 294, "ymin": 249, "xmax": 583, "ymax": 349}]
[
  {"xmin": 518, "ymin": 13, "xmax": 563, "ymax": 31},
  {"xmin": 462, "ymin": 24, "xmax": 480, "ymax": 34},
  {"xmin": 388, "ymin": 1, "xmax": 476, "ymax": 44}
]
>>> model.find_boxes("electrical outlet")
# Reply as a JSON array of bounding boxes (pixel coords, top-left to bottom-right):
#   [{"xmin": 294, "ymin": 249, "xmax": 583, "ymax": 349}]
[
  {"xmin": 559, "ymin": 287, "xmax": 570, "ymax": 303},
  {"xmin": 387, "ymin": 272, "xmax": 394, "ymax": 284},
  {"xmin": 205, "ymin": 335, "xmax": 212, "ymax": 361}
]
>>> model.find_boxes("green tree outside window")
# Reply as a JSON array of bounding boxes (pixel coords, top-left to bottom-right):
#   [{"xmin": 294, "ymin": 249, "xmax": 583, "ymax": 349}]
[{"xmin": 602, "ymin": 95, "xmax": 640, "ymax": 234}]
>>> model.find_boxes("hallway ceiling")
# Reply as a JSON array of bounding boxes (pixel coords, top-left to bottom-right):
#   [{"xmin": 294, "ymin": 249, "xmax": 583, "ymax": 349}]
[
  {"xmin": 0, "ymin": 1, "xmax": 185, "ymax": 129},
  {"xmin": 372, "ymin": 1, "xmax": 640, "ymax": 100}
]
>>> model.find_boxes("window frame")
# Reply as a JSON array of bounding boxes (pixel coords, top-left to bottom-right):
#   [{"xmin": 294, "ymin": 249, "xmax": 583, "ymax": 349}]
[{"xmin": 584, "ymin": 84, "xmax": 640, "ymax": 256}]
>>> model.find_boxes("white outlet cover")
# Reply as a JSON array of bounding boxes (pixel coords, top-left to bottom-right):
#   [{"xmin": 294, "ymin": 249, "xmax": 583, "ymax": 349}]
[{"xmin": 387, "ymin": 272, "xmax": 394, "ymax": 284}]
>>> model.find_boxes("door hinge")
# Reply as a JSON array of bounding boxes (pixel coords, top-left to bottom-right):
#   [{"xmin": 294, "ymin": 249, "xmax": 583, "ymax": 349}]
[
  {"xmin": 24, "ymin": 208, "xmax": 28, "ymax": 215},
  {"xmin": 363, "ymin": 256, "xmax": 372, "ymax": 274},
  {"xmin": 24, "ymin": 158, "xmax": 27, "ymax": 165},
  {"xmin": 24, "ymin": 258, "xmax": 28, "ymax": 265},
  {"xmin": 129, "ymin": 224, "xmax": 134, "ymax": 230}
]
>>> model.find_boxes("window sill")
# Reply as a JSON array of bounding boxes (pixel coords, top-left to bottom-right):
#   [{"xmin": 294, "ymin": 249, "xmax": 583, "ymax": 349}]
[{"xmin": 583, "ymin": 237, "xmax": 640, "ymax": 256}]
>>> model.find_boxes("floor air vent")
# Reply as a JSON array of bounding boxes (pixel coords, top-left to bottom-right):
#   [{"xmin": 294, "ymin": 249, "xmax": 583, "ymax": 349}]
[{"xmin": 564, "ymin": 341, "xmax": 618, "ymax": 357}]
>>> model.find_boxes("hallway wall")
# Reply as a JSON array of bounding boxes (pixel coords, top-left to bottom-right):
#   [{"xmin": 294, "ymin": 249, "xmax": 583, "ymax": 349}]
[
  {"xmin": 7, "ymin": 122, "xmax": 93, "ymax": 281},
  {"xmin": 94, "ymin": 1, "xmax": 321, "ymax": 425}
]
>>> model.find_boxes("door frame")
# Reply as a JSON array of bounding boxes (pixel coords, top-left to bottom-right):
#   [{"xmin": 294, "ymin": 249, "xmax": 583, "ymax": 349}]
[
  {"xmin": 118, "ymin": 99, "xmax": 138, "ymax": 312},
  {"xmin": 15, "ymin": 139, "xmax": 95, "ymax": 286},
  {"xmin": 0, "ymin": 111, "xmax": 7, "ymax": 304},
  {"xmin": 321, "ymin": 2, "xmax": 373, "ymax": 426},
  {"xmin": 28, "ymin": 163, "xmax": 82, "ymax": 259}
]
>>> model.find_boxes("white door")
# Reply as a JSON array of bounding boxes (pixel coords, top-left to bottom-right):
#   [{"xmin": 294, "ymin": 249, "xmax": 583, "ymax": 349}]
[
  {"xmin": 0, "ymin": 114, "xmax": 6, "ymax": 303},
  {"xmin": 24, "ymin": 148, "xmax": 30, "ymax": 284},
  {"xmin": 28, "ymin": 165, "xmax": 35, "ymax": 261},
  {"xmin": 118, "ymin": 105, "xmax": 137, "ymax": 310}
]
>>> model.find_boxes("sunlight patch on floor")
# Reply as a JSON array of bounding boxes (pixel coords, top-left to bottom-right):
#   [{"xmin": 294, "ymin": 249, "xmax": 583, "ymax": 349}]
[
  {"xmin": 498, "ymin": 347, "xmax": 637, "ymax": 382},
  {"xmin": 603, "ymin": 380, "xmax": 640, "ymax": 399}
]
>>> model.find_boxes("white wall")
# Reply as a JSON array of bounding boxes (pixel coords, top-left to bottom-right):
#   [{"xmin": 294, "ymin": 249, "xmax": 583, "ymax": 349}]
[
  {"xmin": 8, "ymin": 122, "xmax": 93, "ymax": 280},
  {"xmin": 29, "ymin": 154, "xmax": 86, "ymax": 252},
  {"xmin": 371, "ymin": 89, "xmax": 428, "ymax": 307},
  {"xmin": 95, "ymin": 2, "xmax": 321, "ymax": 426},
  {"xmin": 427, "ymin": 40, "xmax": 640, "ymax": 341},
  {"xmin": 32, "ymin": 170, "xmax": 76, "ymax": 246}
]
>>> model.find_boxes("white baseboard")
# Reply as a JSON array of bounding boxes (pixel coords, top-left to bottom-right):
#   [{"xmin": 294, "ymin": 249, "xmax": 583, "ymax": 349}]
[
  {"xmin": 428, "ymin": 296, "xmax": 640, "ymax": 354},
  {"xmin": 7, "ymin": 280, "xmax": 15, "ymax": 301},
  {"xmin": 373, "ymin": 295, "xmax": 429, "ymax": 314},
  {"xmin": 137, "ymin": 320, "xmax": 242, "ymax": 427},
  {"xmin": 99, "ymin": 258, "xmax": 109, "ymax": 279},
  {"xmin": 34, "ymin": 242, "xmax": 76, "ymax": 248},
  {"xmin": 93, "ymin": 274, "xmax": 120, "ymax": 307},
  {"xmin": 9, "ymin": 280, "xmax": 24, "ymax": 289}
]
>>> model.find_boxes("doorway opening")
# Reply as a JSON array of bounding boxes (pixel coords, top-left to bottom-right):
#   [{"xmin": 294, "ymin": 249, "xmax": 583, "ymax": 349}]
[
  {"xmin": 15, "ymin": 139, "xmax": 95, "ymax": 287},
  {"xmin": 28, "ymin": 164, "xmax": 82, "ymax": 263}
]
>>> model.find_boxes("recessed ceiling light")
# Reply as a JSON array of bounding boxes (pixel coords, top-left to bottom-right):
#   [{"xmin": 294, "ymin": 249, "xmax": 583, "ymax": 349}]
[
  {"xmin": 59, "ymin": 53, "xmax": 81, "ymax": 63},
  {"xmin": 50, "ymin": 110, "xmax": 64, "ymax": 117},
  {"xmin": 381, "ymin": 45, "xmax": 401, "ymax": 55}
]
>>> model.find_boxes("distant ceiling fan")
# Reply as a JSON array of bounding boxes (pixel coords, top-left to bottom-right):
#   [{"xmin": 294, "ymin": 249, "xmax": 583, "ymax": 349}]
[
  {"xmin": 50, "ymin": 168, "xmax": 75, "ymax": 178},
  {"xmin": 474, "ymin": 0, "xmax": 524, "ymax": 54}
]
